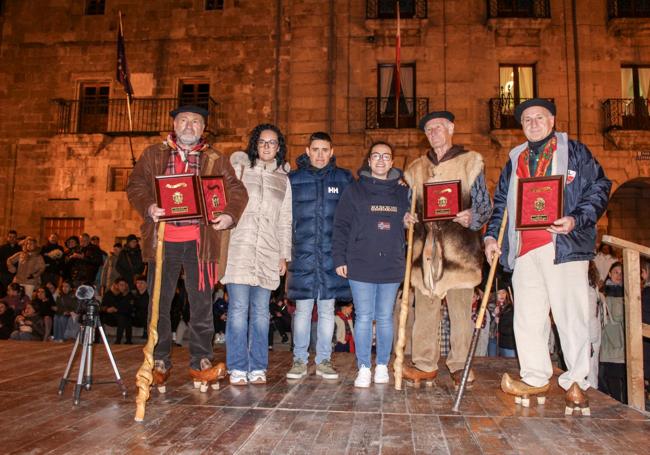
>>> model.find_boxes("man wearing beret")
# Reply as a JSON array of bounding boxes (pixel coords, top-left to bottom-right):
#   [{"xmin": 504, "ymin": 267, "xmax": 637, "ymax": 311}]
[
  {"xmin": 484, "ymin": 99, "xmax": 611, "ymax": 415},
  {"xmin": 127, "ymin": 105, "xmax": 248, "ymax": 390},
  {"xmin": 403, "ymin": 111, "xmax": 492, "ymax": 388}
]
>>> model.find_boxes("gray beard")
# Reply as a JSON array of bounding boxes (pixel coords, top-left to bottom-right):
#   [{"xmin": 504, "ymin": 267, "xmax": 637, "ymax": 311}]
[{"xmin": 178, "ymin": 134, "xmax": 200, "ymax": 146}]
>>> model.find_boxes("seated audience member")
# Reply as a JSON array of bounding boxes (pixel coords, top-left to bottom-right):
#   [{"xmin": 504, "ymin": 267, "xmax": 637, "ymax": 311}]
[
  {"xmin": 599, "ymin": 261, "xmax": 626, "ymax": 403},
  {"xmin": 6, "ymin": 237, "xmax": 45, "ymax": 298},
  {"xmin": 213, "ymin": 290, "xmax": 228, "ymax": 344},
  {"xmin": 334, "ymin": 301, "xmax": 355, "ymax": 353},
  {"xmin": 587, "ymin": 261, "xmax": 603, "ymax": 388},
  {"xmin": 53, "ymin": 280, "xmax": 77, "ymax": 342},
  {"xmin": 45, "ymin": 281, "xmax": 60, "ymax": 301},
  {"xmin": 269, "ymin": 296, "xmax": 291, "ymax": 348},
  {"xmin": 0, "ymin": 301, "xmax": 15, "ymax": 339},
  {"xmin": 10, "ymin": 302, "xmax": 44, "ymax": 341},
  {"xmin": 1, "ymin": 283, "xmax": 30, "ymax": 314},
  {"xmin": 102, "ymin": 278, "xmax": 134, "ymax": 344},
  {"xmin": 497, "ymin": 291, "xmax": 516, "ymax": 358},
  {"xmin": 132, "ymin": 275, "xmax": 149, "ymax": 340},
  {"xmin": 33, "ymin": 286, "xmax": 56, "ymax": 341}
]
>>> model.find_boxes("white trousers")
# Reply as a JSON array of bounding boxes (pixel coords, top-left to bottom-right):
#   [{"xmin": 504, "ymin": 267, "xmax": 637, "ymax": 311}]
[{"xmin": 512, "ymin": 242, "xmax": 590, "ymax": 390}]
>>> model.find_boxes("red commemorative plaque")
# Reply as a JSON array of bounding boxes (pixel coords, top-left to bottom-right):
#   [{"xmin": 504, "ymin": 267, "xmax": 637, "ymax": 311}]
[
  {"xmin": 199, "ymin": 176, "xmax": 228, "ymax": 224},
  {"xmin": 154, "ymin": 174, "xmax": 202, "ymax": 222},
  {"xmin": 516, "ymin": 175, "xmax": 564, "ymax": 230},
  {"xmin": 422, "ymin": 180, "xmax": 462, "ymax": 222}
]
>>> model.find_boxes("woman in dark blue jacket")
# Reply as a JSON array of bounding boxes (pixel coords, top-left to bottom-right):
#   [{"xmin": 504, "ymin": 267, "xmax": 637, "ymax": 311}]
[{"xmin": 332, "ymin": 141, "xmax": 411, "ymax": 388}]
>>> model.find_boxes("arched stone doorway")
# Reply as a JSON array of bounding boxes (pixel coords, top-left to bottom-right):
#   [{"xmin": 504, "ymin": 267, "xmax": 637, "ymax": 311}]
[{"xmin": 603, "ymin": 178, "xmax": 650, "ymax": 248}]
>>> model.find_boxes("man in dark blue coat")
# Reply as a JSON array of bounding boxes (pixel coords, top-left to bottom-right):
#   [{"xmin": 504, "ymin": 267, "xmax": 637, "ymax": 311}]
[
  {"xmin": 485, "ymin": 99, "xmax": 611, "ymax": 415},
  {"xmin": 286, "ymin": 132, "xmax": 353, "ymax": 380}
]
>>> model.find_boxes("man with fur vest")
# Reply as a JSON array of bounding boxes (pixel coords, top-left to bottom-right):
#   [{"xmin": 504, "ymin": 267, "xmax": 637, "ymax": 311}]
[
  {"xmin": 484, "ymin": 99, "xmax": 611, "ymax": 415},
  {"xmin": 403, "ymin": 111, "xmax": 492, "ymax": 388},
  {"xmin": 126, "ymin": 105, "xmax": 248, "ymax": 391}
]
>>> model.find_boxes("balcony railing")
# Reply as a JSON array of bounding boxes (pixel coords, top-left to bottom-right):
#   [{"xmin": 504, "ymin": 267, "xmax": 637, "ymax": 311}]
[
  {"xmin": 366, "ymin": 0, "xmax": 427, "ymax": 19},
  {"xmin": 489, "ymin": 97, "xmax": 554, "ymax": 130},
  {"xmin": 608, "ymin": 0, "xmax": 650, "ymax": 18},
  {"xmin": 487, "ymin": 0, "xmax": 551, "ymax": 18},
  {"xmin": 366, "ymin": 97, "xmax": 429, "ymax": 129},
  {"xmin": 603, "ymin": 98, "xmax": 650, "ymax": 131},
  {"xmin": 53, "ymin": 97, "xmax": 221, "ymax": 135}
]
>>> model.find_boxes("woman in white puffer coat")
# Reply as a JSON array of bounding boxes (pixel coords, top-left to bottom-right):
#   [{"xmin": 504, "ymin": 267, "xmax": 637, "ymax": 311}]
[{"xmin": 221, "ymin": 123, "xmax": 292, "ymax": 385}]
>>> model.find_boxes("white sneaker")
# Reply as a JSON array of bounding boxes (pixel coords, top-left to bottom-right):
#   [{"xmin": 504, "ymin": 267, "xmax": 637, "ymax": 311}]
[
  {"xmin": 248, "ymin": 370, "xmax": 267, "ymax": 384},
  {"xmin": 354, "ymin": 366, "xmax": 372, "ymax": 388},
  {"xmin": 374, "ymin": 364, "xmax": 390, "ymax": 384},
  {"xmin": 229, "ymin": 369, "xmax": 248, "ymax": 386}
]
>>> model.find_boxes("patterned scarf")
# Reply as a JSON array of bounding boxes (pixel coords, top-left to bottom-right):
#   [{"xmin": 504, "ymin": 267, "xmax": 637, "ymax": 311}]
[
  {"xmin": 163, "ymin": 133, "xmax": 207, "ymax": 227},
  {"xmin": 164, "ymin": 133, "xmax": 206, "ymax": 176},
  {"xmin": 518, "ymin": 135, "xmax": 556, "ymax": 178}
]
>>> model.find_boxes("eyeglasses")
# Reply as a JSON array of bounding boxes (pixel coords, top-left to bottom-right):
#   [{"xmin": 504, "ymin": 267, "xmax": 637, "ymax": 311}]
[
  {"xmin": 257, "ymin": 139, "xmax": 279, "ymax": 149},
  {"xmin": 370, "ymin": 153, "xmax": 392, "ymax": 161}
]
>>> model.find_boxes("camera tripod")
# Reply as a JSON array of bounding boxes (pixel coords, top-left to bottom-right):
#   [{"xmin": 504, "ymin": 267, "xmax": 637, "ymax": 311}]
[{"xmin": 58, "ymin": 298, "xmax": 128, "ymax": 405}]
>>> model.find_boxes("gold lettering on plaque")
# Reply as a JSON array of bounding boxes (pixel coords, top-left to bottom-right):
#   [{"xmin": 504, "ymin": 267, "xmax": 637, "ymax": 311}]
[
  {"xmin": 166, "ymin": 183, "xmax": 188, "ymax": 189},
  {"xmin": 172, "ymin": 191, "xmax": 184, "ymax": 204}
]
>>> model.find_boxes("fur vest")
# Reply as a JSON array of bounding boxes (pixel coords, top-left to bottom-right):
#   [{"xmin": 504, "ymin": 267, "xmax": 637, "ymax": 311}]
[{"xmin": 404, "ymin": 147, "xmax": 484, "ymax": 298}]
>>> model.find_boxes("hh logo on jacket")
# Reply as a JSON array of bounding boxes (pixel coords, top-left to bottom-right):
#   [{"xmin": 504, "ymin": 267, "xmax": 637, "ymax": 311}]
[{"xmin": 328, "ymin": 186, "xmax": 339, "ymax": 194}]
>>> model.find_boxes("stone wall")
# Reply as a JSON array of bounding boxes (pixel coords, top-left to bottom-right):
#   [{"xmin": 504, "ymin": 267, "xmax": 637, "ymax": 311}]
[{"xmin": 0, "ymin": 0, "xmax": 648, "ymax": 245}]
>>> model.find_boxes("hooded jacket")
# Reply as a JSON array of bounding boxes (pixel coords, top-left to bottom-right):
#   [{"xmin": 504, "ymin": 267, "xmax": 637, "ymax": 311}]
[
  {"xmin": 287, "ymin": 154, "xmax": 353, "ymax": 300},
  {"xmin": 126, "ymin": 142, "xmax": 248, "ymax": 282},
  {"xmin": 332, "ymin": 167, "xmax": 410, "ymax": 283},
  {"xmin": 221, "ymin": 152, "xmax": 292, "ymax": 291}
]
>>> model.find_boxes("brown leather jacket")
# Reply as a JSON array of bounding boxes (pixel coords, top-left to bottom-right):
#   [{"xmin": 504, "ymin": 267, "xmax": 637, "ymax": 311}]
[{"xmin": 126, "ymin": 142, "xmax": 248, "ymax": 269}]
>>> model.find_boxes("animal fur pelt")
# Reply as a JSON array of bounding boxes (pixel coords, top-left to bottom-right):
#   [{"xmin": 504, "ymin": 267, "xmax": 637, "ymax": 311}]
[{"xmin": 405, "ymin": 149, "xmax": 485, "ymax": 298}]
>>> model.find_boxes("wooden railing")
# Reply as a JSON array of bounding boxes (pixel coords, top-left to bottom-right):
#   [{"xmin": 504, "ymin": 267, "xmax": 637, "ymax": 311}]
[{"xmin": 602, "ymin": 235, "xmax": 650, "ymax": 412}]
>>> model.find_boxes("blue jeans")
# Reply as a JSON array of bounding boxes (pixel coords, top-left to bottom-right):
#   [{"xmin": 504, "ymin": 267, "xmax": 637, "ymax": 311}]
[
  {"xmin": 488, "ymin": 337, "xmax": 498, "ymax": 357},
  {"xmin": 53, "ymin": 314, "xmax": 69, "ymax": 341},
  {"xmin": 226, "ymin": 284, "xmax": 271, "ymax": 372},
  {"xmin": 499, "ymin": 347, "xmax": 517, "ymax": 358},
  {"xmin": 349, "ymin": 280, "xmax": 400, "ymax": 369},
  {"xmin": 293, "ymin": 298, "xmax": 335, "ymax": 364}
]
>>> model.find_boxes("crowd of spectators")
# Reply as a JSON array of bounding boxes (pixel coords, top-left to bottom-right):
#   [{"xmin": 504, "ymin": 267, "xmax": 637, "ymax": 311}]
[{"xmin": 1, "ymin": 229, "xmax": 648, "ymax": 403}]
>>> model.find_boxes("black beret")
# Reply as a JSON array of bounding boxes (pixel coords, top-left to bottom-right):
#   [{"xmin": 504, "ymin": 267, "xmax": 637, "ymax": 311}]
[
  {"xmin": 170, "ymin": 105, "xmax": 209, "ymax": 120},
  {"xmin": 126, "ymin": 234, "xmax": 138, "ymax": 242},
  {"xmin": 514, "ymin": 98, "xmax": 556, "ymax": 123},
  {"xmin": 418, "ymin": 111, "xmax": 455, "ymax": 130}
]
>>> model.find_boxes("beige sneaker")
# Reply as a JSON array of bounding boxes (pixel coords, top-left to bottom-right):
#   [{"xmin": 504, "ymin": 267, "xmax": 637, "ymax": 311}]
[
  {"xmin": 286, "ymin": 359, "xmax": 308, "ymax": 379},
  {"xmin": 315, "ymin": 359, "xmax": 339, "ymax": 379}
]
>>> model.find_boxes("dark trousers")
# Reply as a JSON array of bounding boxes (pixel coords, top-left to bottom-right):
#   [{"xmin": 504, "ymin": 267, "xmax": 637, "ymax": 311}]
[
  {"xmin": 599, "ymin": 362, "xmax": 627, "ymax": 404},
  {"xmin": 268, "ymin": 317, "xmax": 290, "ymax": 346},
  {"xmin": 116, "ymin": 314, "xmax": 132, "ymax": 344},
  {"xmin": 148, "ymin": 240, "xmax": 214, "ymax": 370}
]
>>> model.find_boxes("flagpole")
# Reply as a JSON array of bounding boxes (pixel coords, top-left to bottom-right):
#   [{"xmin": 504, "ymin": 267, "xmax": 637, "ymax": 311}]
[
  {"xmin": 119, "ymin": 10, "xmax": 136, "ymax": 166},
  {"xmin": 394, "ymin": 1, "xmax": 401, "ymax": 129}
]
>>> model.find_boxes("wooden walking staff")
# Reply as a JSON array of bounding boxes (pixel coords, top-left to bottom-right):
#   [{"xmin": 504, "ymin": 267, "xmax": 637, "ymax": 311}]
[
  {"xmin": 134, "ymin": 221, "xmax": 165, "ymax": 422},
  {"xmin": 394, "ymin": 187, "xmax": 417, "ymax": 391},
  {"xmin": 452, "ymin": 209, "xmax": 508, "ymax": 412}
]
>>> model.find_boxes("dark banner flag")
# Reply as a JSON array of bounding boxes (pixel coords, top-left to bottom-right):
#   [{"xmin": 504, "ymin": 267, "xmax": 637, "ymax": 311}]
[{"xmin": 116, "ymin": 13, "xmax": 134, "ymax": 100}]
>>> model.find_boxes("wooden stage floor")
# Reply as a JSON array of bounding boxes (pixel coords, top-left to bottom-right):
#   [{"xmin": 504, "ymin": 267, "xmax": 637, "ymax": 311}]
[{"xmin": 0, "ymin": 341, "xmax": 648, "ymax": 454}]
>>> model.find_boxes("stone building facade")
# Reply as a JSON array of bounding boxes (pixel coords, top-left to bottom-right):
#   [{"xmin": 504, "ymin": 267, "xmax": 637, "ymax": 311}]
[{"xmin": 0, "ymin": 0, "xmax": 648, "ymax": 247}]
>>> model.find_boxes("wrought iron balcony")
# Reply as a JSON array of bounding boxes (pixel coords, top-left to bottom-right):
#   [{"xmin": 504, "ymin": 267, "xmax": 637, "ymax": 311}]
[
  {"xmin": 489, "ymin": 97, "xmax": 554, "ymax": 130},
  {"xmin": 366, "ymin": 97, "xmax": 429, "ymax": 129},
  {"xmin": 487, "ymin": 0, "xmax": 550, "ymax": 18},
  {"xmin": 608, "ymin": 0, "xmax": 650, "ymax": 18},
  {"xmin": 603, "ymin": 98, "xmax": 650, "ymax": 131},
  {"xmin": 53, "ymin": 97, "xmax": 220, "ymax": 135},
  {"xmin": 366, "ymin": 0, "xmax": 427, "ymax": 19}
]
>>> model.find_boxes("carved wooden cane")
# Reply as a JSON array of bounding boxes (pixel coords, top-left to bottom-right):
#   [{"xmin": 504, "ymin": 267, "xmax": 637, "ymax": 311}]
[
  {"xmin": 134, "ymin": 221, "xmax": 165, "ymax": 422},
  {"xmin": 452, "ymin": 209, "xmax": 508, "ymax": 412},
  {"xmin": 394, "ymin": 188, "xmax": 417, "ymax": 391}
]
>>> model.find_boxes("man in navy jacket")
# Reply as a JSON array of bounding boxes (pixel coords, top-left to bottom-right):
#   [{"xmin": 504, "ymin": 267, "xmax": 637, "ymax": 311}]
[
  {"xmin": 485, "ymin": 99, "xmax": 611, "ymax": 415},
  {"xmin": 286, "ymin": 132, "xmax": 353, "ymax": 380}
]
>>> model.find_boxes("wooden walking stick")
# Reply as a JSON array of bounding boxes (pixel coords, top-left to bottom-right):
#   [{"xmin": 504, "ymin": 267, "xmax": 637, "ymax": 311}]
[
  {"xmin": 394, "ymin": 187, "xmax": 417, "ymax": 391},
  {"xmin": 134, "ymin": 221, "xmax": 165, "ymax": 422},
  {"xmin": 452, "ymin": 209, "xmax": 508, "ymax": 412}
]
